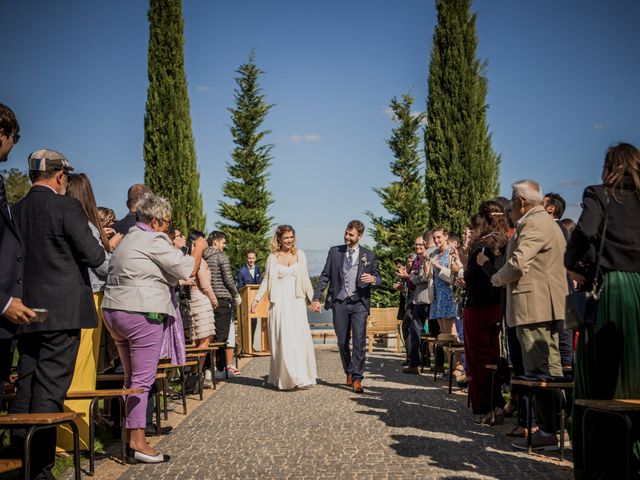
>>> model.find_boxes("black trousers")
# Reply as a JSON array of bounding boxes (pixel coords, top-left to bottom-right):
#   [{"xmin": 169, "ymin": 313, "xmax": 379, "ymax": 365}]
[
  {"xmin": 408, "ymin": 303, "xmax": 428, "ymax": 367},
  {"xmin": 213, "ymin": 299, "xmax": 234, "ymax": 371},
  {"xmin": 332, "ymin": 299, "xmax": 368, "ymax": 380},
  {"xmin": 401, "ymin": 303, "xmax": 413, "ymax": 360},
  {"xmin": 12, "ymin": 330, "xmax": 80, "ymax": 480}
]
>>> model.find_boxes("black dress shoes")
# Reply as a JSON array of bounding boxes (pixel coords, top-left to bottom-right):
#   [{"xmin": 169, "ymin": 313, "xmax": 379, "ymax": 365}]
[{"xmin": 144, "ymin": 424, "xmax": 173, "ymax": 436}]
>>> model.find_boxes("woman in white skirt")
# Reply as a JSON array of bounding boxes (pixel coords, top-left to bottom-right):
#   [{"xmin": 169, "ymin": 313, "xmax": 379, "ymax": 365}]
[{"xmin": 251, "ymin": 225, "xmax": 317, "ymax": 390}]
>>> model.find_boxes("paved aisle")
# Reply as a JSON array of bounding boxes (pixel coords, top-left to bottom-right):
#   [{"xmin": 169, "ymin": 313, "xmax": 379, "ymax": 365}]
[{"xmin": 119, "ymin": 349, "xmax": 572, "ymax": 479}]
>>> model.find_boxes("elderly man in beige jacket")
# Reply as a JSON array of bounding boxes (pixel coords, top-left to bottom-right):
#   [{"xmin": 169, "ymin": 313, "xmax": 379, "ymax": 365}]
[{"xmin": 490, "ymin": 179, "xmax": 567, "ymax": 451}]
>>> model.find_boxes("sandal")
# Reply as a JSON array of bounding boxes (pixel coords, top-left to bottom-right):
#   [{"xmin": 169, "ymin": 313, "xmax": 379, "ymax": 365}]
[{"xmin": 506, "ymin": 425, "xmax": 538, "ymax": 437}]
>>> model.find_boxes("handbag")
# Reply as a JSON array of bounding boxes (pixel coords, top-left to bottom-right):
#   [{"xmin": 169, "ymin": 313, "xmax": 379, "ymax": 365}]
[{"xmin": 565, "ymin": 193, "xmax": 609, "ymax": 330}]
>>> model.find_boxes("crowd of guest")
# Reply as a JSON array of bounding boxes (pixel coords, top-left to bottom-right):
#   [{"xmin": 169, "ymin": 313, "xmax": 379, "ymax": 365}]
[
  {"xmin": 2, "ymin": 97, "xmax": 639, "ymax": 479},
  {"xmin": 394, "ymin": 144, "xmax": 640, "ymax": 477},
  {"xmin": 0, "ymin": 103, "xmax": 256, "ymax": 476}
]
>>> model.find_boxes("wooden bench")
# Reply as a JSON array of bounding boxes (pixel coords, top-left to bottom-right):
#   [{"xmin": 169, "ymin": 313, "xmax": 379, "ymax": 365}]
[
  {"xmin": 575, "ymin": 399, "xmax": 640, "ymax": 479},
  {"xmin": 366, "ymin": 308, "xmax": 401, "ymax": 353},
  {"xmin": 66, "ymin": 388, "xmax": 144, "ymax": 475},
  {"xmin": 96, "ymin": 373, "xmax": 166, "ymax": 436},
  {"xmin": 510, "ymin": 378, "xmax": 574, "ymax": 460},
  {"xmin": 0, "ymin": 459, "xmax": 22, "ymax": 474},
  {"xmin": 0, "ymin": 412, "xmax": 84, "ymax": 480}
]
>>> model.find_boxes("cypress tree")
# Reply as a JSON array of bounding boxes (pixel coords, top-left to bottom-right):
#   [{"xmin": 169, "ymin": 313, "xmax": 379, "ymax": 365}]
[
  {"xmin": 144, "ymin": 0, "xmax": 205, "ymax": 234},
  {"xmin": 424, "ymin": 0, "xmax": 500, "ymax": 235},
  {"xmin": 217, "ymin": 52, "xmax": 274, "ymax": 269},
  {"xmin": 368, "ymin": 93, "xmax": 429, "ymax": 307}
]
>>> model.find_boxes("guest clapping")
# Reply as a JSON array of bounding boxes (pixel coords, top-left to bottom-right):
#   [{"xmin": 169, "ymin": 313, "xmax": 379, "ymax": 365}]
[{"xmin": 101, "ymin": 193, "xmax": 205, "ymax": 463}]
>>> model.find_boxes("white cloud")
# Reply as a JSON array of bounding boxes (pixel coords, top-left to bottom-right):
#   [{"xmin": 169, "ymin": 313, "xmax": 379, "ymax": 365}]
[
  {"xmin": 195, "ymin": 85, "xmax": 210, "ymax": 92},
  {"xmin": 286, "ymin": 134, "xmax": 322, "ymax": 143}
]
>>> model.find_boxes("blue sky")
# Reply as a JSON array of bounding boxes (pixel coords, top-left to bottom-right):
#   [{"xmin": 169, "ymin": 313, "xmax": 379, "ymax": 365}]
[{"xmin": 2, "ymin": 0, "xmax": 639, "ymax": 266}]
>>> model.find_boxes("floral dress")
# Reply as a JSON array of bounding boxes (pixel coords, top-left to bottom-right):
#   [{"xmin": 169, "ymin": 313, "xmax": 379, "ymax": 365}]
[{"xmin": 429, "ymin": 249, "xmax": 458, "ymax": 319}]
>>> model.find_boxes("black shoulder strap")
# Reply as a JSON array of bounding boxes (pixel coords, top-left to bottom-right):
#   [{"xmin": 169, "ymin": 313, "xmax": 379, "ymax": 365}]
[{"xmin": 593, "ymin": 192, "xmax": 610, "ymax": 291}]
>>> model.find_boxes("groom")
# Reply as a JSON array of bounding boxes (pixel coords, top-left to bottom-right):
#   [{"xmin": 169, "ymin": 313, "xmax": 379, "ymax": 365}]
[{"xmin": 311, "ymin": 220, "xmax": 381, "ymax": 393}]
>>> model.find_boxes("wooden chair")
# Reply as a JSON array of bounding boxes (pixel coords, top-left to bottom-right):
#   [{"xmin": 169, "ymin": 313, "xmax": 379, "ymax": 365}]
[
  {"xmin": 366, "ymin": 308, "xmax": 401, "ymax": 353},
  {"xmin": 0, "ymin": 412, "xmax": 84, "ymax": 480},
  {"xmin": 65, "ymin": 388, "xmax": 143, "ymax": 475},
  {"xmin": 575, "ymin": 399, "xmax": 640, "ymax": 479},
  {"xmin": 510, "ymin": 377, "xmax": 574, "ymax": 460}
]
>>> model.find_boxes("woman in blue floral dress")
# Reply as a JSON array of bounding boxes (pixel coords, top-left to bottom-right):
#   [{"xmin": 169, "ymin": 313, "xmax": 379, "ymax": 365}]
[{"xmin": 428, "ymin": 226, "xmax": 460, "ymax": 336}]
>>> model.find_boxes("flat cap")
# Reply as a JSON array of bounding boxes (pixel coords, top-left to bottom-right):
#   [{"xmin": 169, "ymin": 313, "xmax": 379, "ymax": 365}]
[{"xmin": 28, "ymin": 149, "xmax": 74, "ymax": 172}]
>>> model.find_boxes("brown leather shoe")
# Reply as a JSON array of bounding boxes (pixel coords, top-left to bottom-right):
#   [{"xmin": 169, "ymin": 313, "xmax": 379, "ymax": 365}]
[
  {"xmin": 346, "ymin": 374, "xmax": 353, "ymax": 387},
  {"xmin": 352, "ymin": 379, "xmax": 364, "ymax": 393}
]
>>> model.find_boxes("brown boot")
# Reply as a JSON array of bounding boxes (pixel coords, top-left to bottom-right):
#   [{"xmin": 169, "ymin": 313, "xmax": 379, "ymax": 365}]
[
  {"xmin": 352, "ymin": 379, "xmax": 364, "ymax": 393},
  {"xmin": 346, "ymin": 374, "xmax": 353, "ymax": 387}
]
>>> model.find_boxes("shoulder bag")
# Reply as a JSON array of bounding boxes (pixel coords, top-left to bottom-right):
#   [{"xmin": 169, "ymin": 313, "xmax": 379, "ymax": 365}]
[{"xmin": 565, "ymin": 193, "xmax": 609, "ymax": 330}]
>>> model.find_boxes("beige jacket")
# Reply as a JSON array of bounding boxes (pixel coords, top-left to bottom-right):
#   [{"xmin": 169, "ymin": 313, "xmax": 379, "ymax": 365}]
[
  {"xmin": 254, "ymin": 250, "xmax": 314, "ymax": 304},
  {"xmin": 491, "ymin": 206, "xmax": 567, "ymax": 327}
]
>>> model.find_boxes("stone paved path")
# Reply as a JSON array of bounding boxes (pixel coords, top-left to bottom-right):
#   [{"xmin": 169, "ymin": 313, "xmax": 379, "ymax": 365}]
[{"xmin": 118, "ymin": 348, "xmax": 573, "ymax": 479}]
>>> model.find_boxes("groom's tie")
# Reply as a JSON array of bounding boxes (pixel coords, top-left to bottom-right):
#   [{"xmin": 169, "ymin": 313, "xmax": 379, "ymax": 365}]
[
  {"xmin": 346, "ymin": 248, "xmax": 354, "ymax": 269},
  {"xmin": 0, "ymin": 174, "xmax": 11, "ymax": 220}
]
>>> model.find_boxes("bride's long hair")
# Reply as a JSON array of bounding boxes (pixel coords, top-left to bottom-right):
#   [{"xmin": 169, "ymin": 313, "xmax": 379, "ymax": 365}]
[{"xmin": 270, "ymin": 224, "xmax": 297, "ymax": 255}]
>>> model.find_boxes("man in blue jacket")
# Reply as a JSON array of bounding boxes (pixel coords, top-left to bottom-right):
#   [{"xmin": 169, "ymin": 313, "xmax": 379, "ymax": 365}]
[{"xmin": 236, "ymin": 250, "xmax": 262, "ymax": 289}]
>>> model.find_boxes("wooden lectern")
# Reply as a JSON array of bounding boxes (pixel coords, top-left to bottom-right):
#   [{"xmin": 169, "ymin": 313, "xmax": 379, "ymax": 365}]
[{"xmin": 237, "ymin": 285, "xmax": 270, "ymax": 356}]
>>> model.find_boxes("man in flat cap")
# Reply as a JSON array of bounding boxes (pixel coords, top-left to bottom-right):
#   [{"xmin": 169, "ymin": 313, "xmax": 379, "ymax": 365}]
[{"xmin": 11, "ymin": 150, "xmax": 105, "ymax": 479}]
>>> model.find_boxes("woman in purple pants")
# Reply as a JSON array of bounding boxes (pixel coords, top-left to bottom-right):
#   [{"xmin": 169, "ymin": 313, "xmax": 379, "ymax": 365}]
[{"xmin": 101, "ymin": 193, "xmax": 206, "ymax": 464}]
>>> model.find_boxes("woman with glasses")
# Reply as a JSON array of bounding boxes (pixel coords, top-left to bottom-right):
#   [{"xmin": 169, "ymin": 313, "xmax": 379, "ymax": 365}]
[{"xmin": 101, "ymin": 193, "xmax": 206, "ymax": 464}]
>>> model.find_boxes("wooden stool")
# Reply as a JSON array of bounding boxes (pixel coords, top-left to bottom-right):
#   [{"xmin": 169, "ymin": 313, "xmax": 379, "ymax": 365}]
[
  {"xmin": 510, "ymin": 378, "xmax": 574, "ymax": 460},
  {"xmin": 66, "ymin": 388, "xmax": 144, "ymax": 475},
  {"xmin": 184, "ymin": 352, "xmax": 207, "ymax": 400},
  {"xmin": 96, "ymin": 373, "xmax": 166, "ymax": 436},
  {"xmin": 157, "ymin": 360, "xmax": 200, "ymax": 416},
  {"xmin": 445, "ymin": 345, "xmax": 465, "ymax": 394},
  {"xmin": 575, "ymin": 399, "xmax": 640, "ymax": 479},
  {"xmin": 0, "ymin": 412, "xmax": 84, "ymax": 480},
  {"xmin": 185, "ymin": 341, "xmax": 227, "ymax": 388}
]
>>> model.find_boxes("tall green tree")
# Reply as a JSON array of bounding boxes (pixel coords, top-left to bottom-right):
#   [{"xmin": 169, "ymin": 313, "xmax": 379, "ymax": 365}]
[
  {"xmin": 217, "ymin": 53, "xmax": 274, "ymax": 269},
  {"xmin": 143, "ymin": 0, "xmax": 204, "ymax": 234},
  {"xmin": 1, "ymin": 168, "xmax": 30, "ymax": 205},
  {"xmin": 424, "ymin": 0, "xmax": 500, "ymax": 235},
  {"xmin": 368, "ymin": 93, "xmax": 429, "ymax": 307}
]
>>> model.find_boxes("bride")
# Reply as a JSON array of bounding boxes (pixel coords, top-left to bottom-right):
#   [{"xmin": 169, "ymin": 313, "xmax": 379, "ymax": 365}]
[{"xmin": 251, "ymin": 225, "xmax": 317, "ymax": 390}]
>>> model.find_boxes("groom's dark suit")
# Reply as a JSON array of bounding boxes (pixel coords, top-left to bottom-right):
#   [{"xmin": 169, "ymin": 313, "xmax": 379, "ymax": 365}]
[{"xmin": 314, "ymin": 245, "xmax": 381, "ymax": 381}]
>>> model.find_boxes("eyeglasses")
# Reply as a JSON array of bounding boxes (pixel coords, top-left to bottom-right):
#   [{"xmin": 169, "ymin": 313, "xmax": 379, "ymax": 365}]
[{"xmin": 415, "ymin": 243, "xmax": 425, "ymax": 247}]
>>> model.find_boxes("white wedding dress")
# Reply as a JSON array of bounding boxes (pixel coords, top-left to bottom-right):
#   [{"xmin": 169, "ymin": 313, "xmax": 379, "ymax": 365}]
[{"xmin": 267, "ymin": 262, "xmax": 317, "ymax": 390}]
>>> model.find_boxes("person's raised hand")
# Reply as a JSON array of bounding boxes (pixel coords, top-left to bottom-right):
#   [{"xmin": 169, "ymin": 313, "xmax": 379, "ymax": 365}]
[
  {"xmin": 4, "ymin": 298, "xmax": 36, "ymax": 324},
  {"xmin": 476, "ymin": 252, "xmax": 489, "ymax": 266}
]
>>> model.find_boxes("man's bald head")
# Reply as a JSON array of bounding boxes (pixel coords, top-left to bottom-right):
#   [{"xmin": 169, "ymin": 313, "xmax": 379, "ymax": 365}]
[{"xmin": 126, "ymin": 183, "xmax": 150, "ymax": 212}]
